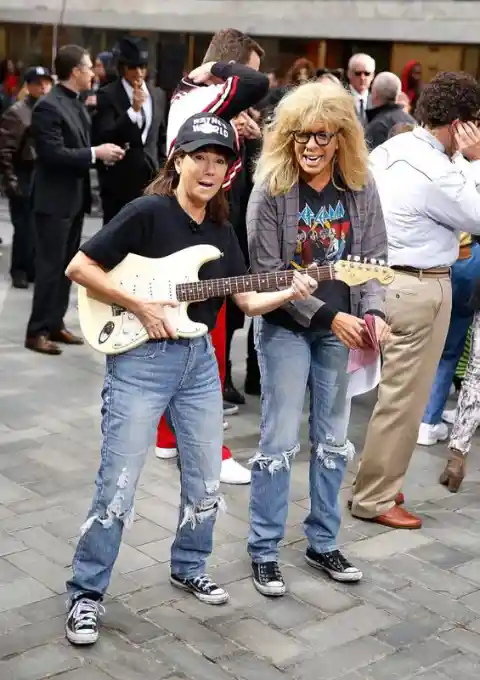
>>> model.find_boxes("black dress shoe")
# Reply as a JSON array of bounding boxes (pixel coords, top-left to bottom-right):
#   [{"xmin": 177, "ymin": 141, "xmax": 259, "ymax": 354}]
[{"xmin": 12, "ymin": 273, "xmax": 29, "ymax": 289}]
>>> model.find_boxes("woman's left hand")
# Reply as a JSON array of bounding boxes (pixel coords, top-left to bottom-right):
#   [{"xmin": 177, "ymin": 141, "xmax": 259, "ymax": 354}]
[
  {"xmin": 374, "ymin": 316, "xmax": 391, "ymax": 344},
  {"xmin": 288, "ymin": 271, "xmax": 317, "ymax": 300}
]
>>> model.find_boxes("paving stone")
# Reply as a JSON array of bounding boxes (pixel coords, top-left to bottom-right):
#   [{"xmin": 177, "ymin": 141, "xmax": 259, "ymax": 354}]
[
  {"xmin": 5, "ymin": 549, "xmax": 68, "ymax": 594},
  {"xmin": 221, "ymin": 618, "xmax": 305, "ymax": 665},
  {"xmin": 409, "ymin": 542, "xmax": 475, "ymax": 570},
  {"xmin": 219, "ymin": 651, "xmax": 288, "ymax": 680},
  {"xmin": 0, "ymin": 556, "xmax": 27, "ymax": 584},
  {"xmin": 115, "ymin": 542, "xmax": 157, "ymax": 573},
  {"xmin": 124, "ymin": 519, "xmax": 172, "ymax": 547},
  {"xmin": 146, "ymin": 637, "xmax": 235, "ymax": 680},
  {"xmin": 375, "ymin": 611, "xmax": 446, "ymax": 648},
  {"xmin": 439, "ymin": 627, "xmax": 480, "ymax": 657},
  {"xmin": 0, "ymin": 616, "xmax": 65, "ymax": 659},
  {"xmin": 137, "ymin": 537, "xmax": 174, "ymax": 563},
  {"xmin": 48, "ymin": 665, "xmax": 113, "ymax": 680},
  {"xmin": 295, "ymin": 603, "xmax": 398, "ymax": 652},
  {"xmin": 248, "ymin": 594, "xmax": 324, "ymax": 631},
  {"xmin": 121, "ymin": 583, "xmax": 182, "ymax": 613},
  {"xmin": 440, "ymin": 653, "xmax": 480, "ymax": 680},
  {"xmin": 361, "ymin": 638, "xmax": 457, "ymax": 679},
  {"xmin": 17, "ymin": 595, "xmax": 67, "ymax": 624},
  {"xmin": 348, "ymin": 528, "xmax": 433, "ymax": 561},
  {"xmin": 0, "ymin": 577, "xmax": 54, "ymax": 614},
  {"xmin": 289, "ymin": 636, "xmax": 394, "ymax": 680},
  {"xmin": 145, "ymin": 604, "xmax": 240, "ymax": 658},
  {"xmin": 123, "ymin": 562, "xmax": 171, "ymax": 589},
  {"xmin": 380, "ymin": 553, "xmax": 477, "ymax": 597},
  {"xmin": 281, "ymin": 566, "xmax": 358, "ymax": 614},
  {"xmin": 400, "ymin": 584, "xmax": 477, "ymax": 624},
  {"xmin": 13, "ymin": 527, "xmax": 74, "ymax": 567},
  {"xmin": 0, "ymin": 529, "xmax": 27, "ymax": 557},
  {"xmin": 453, "ymin": 558, "xmax": 480, "ymax": 585},
  {"xmin": 0, "ymin": 610, "xmax": 29, "ymax": 634},
  {"xmin": 101, "ymin": 601, "xmax": 165, "ymax": 644},
  {"xmin": 0, "ymin": 642, "xmax": 81, "ymax": 680}
]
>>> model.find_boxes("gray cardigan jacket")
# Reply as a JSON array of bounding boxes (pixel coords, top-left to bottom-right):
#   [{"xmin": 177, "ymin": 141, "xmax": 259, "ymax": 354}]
[{"xmin": 246, "ymin": 176, "xmax": 388, "ymax": 328}]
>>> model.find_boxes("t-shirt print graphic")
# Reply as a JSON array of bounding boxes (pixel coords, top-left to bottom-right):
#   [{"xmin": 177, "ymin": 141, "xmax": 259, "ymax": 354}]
[{"xmin": 294, "ymin": 198, "xmax": 351, "ymax": 267}]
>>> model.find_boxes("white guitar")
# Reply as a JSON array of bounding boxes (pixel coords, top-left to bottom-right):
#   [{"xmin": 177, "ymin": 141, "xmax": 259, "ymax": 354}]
[{"xmin": 77, "ymin": 244, "xmax": 394, "ymax": 355}]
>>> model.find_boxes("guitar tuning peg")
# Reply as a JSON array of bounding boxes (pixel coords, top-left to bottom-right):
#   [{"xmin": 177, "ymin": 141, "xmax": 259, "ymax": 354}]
[
  {"xmin": 379, "ymin": 259, "xmax": 385, "ymax": 266},
  {"xmin": 354, "ymin": 255, "xmax": 361, "ymax": 262},
  {"xmin": 370, "ymin": 258, "xmax": 377, "ymax": 264},
  {"xmin": 347, "ymin": 255, "xmax": 351, "ymax": 261}
]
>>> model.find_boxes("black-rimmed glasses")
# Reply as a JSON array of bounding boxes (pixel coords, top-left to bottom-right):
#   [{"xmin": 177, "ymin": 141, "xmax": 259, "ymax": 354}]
[{"xmin": 293, "ymin": 131, "xmax": 336, "ymax": 146}]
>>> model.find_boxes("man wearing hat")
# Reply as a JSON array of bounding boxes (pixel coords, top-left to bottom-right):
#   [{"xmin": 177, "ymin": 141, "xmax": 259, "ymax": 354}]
[
  {"xmin": 0, "ymin": 66, "xmax": 53, "ymax": 289},
  {"xmin": 93, "ymin": 36, "xmax": 167, "ymax": 223}
]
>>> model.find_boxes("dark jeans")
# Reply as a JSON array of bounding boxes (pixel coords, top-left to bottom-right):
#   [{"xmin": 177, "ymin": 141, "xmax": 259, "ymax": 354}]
[
  {"xmin": 9, "ymin": 193, "xmax": 35, "ymax": 280},
  {"xmin": 26, "ymin": 211, "xmax": 84, "ymax": 339}
]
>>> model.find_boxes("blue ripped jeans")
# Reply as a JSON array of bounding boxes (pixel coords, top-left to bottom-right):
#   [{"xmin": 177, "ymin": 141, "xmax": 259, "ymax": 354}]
[
  {"xmin": 67, "ymin": 336, "xmax": 223, "ymax": 603},
  {"xmin": 248, "ymin": 318, "xmax": 353, "ymax": 562}
]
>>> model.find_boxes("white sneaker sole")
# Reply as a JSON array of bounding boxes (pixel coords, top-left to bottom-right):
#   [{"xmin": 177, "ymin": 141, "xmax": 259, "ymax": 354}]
[
  {"xmin": 305, "ymin": 554, "xmax": 363, "ymax": 582},
  {"xmin": 252, "ymin": 576, "xmax": 286, "ymax": 597},
  {"xmin": 65, "ymin": 627, "xmax": 98, "ymax": 645},
  {"xmin": 169, "ymin": 576, "xmax": 229, "ymax": 605}
]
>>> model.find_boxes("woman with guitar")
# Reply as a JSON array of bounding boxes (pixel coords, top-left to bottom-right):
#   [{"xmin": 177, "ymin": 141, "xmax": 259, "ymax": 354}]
[
  {"xmin": 62, "ymin": 112, "xmax": 317, "ymax": 645},
  {"xmin": 246, "ymin": 81, "xmax": 390, "ymax": 596}
]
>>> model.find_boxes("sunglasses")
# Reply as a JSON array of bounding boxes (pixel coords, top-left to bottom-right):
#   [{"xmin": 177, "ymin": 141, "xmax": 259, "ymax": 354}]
[
  {"xmin": 354, "ymin": 70, "xmax": 372, "ymax": 77},
  {"xmin": 293, "ymin": 131, "xmax": 336, "ymax": 146}
]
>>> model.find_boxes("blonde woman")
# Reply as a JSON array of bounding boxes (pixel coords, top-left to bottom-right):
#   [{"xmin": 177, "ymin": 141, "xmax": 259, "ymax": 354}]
[{"xmin": 246, "ymin": 82, "xmax": 389, "ymax": 595}]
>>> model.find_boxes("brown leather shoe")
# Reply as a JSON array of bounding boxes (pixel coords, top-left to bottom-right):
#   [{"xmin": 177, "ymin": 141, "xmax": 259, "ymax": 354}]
[
  {"xmin": 371, "ymin": 505, "xmax": 422, "ymax": 530},
  {"xmin": 348, "ymin": 491, "xmax": 404, "ymax": 511},
  {"xmin": 439, "ymin": 450, "xmax": 466, "ymax": 493},
  {"xmin": 50, "ymin": 329, "xmax": 84, "ymax": 345},
  {"xmin": 25, "ymin": 335, "xmax": 62, "ymax": 355}
]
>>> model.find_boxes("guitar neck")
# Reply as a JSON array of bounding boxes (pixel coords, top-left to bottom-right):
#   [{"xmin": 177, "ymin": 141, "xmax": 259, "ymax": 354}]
[{"xmin": 176, "ymin": 265, "xmax": 332, "ymax": 302}]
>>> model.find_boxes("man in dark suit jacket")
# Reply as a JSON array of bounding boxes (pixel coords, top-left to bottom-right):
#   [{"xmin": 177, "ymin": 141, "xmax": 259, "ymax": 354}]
[
  {"xmin": 25, "ymin": 44, "xmax": 125, "ymax": 355},
  {"xmin": 93, "ymin": 36, "xmax": 167, "ymax": 223}
]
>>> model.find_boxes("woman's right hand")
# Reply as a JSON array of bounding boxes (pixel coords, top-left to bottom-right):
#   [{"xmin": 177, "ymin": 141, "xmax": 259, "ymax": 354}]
[
  {"xmin": 133, "ymin": 299, "xmax": 179, "ymax": 340},
  {"xmin": 331, "ymin": 312, "xmax": 366, "ymax": 349}
]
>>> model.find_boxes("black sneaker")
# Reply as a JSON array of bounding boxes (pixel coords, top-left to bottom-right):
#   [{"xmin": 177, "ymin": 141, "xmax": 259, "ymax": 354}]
[
  {"xmin": 65, "ymin": 597, "xmax": 103, "ymax": 645},
  {"xmin": 223, "ymin": 384, "xmax": 246, "ymax": 406},
  {"xmin": 305, "ymin": 547, "xmax": 362, "ymax": 583},
  {"xmin": 223, "ymin": 400, "xmax": 239, "ymax": 416},
  {"xmin": 252, "ymin": 561, "xmax": 286, "ymax": 597},
  {"xmin": 170, "ymin": 573, "xmax": 229, "ymax": 604}
]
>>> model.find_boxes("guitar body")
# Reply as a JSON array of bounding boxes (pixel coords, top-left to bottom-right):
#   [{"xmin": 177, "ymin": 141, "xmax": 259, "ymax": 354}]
[{"xmin": 77, "ymin": 244, "xmax": 222, "ymax": 355}]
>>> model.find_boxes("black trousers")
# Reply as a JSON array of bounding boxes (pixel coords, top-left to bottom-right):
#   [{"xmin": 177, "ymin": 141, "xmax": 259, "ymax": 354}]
[
  {"xmin": 9, "ymin": 194, "xmax": 35, "ymax": 280},
  {"xmin": 26, "ymin": 211, "xmax": 84, "ymax": 338}
]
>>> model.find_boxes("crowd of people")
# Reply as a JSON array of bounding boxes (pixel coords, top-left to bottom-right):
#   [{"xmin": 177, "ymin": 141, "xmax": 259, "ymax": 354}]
[{"xmin": 1, "ymin": 29, "xmax": 480, "ymax": 647}]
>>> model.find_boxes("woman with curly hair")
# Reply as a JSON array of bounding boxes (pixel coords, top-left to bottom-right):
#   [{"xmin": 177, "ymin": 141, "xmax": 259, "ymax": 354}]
[
  {"xmin": 246, "ymin": 82, "xmax": 389, "ymax": 595},
  {"xmin": 286, "ymin": 58, "xmax": 316, "ymax": 86}
]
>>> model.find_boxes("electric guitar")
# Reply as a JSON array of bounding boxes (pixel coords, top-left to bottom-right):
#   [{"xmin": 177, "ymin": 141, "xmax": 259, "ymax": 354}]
[{"xmin": 77, "ymin": 244, "xmax": 394, "ymax": 355}]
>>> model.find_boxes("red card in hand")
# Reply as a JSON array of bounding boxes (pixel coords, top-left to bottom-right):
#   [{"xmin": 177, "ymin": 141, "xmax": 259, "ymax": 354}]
[{"xmin": 363, "ymin": 313, "xmax": 380, "ymax": 352}]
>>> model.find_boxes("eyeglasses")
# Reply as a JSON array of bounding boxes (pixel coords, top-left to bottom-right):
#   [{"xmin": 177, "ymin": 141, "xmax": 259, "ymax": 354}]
[
  {"xmin": 354, "ymin": 70, "xmax": 372, "ymax": 77},
  {"xmin": 293, "ymin": 131, "xmax": 336, "ymax": 146}
]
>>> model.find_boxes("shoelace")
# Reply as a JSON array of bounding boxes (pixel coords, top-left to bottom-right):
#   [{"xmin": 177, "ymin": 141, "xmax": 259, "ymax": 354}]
[
  {"xmin": 326, "ymin": 550, "xmax": 351, "ymax": 570},
  {"xmin": 193, "ymin": 574, "xmax": 217, "ymax": 591},
  {"xmin": 259, "ymin": 562, "xmax": 283, "ymax": 582},
  {"xmin": 70, "ymin": 599, "xmax": 104, "ymax": 628}
]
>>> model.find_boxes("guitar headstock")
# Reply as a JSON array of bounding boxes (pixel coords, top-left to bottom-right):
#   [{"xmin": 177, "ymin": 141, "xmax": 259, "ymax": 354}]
[{"xmin": 334, "ymin": 257, "xmax": 395, "ymax": 286}]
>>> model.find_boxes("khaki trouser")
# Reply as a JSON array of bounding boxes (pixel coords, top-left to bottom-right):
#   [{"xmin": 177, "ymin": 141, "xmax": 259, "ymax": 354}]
[{"xmin": 351, "ymin": 270, "xmax": 452, "ymax": 518}]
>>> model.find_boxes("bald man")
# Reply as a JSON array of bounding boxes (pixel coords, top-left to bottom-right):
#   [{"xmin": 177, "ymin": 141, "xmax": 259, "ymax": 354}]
[
  {"xmin": 347, "ymin": 53, "xmax": 375, "ymax": 126},
  {"xmin": 366, "ymin": 72, "xmax": 416, "ymax": 149}
]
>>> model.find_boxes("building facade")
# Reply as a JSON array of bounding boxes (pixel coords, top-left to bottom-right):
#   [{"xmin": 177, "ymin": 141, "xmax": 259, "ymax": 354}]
[{"xmin": 1, "ymin": 1, "xmax": 480, "ymax": 82}]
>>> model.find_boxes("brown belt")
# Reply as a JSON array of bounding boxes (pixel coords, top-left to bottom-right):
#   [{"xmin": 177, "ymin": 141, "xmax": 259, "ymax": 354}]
[
  {"xmin": 392, "ymin": 265, "xmax": 451, "ymax": 278},
  {"xmin": 458, "ymin": 243, "xmax": 472, "ymax": 260}
]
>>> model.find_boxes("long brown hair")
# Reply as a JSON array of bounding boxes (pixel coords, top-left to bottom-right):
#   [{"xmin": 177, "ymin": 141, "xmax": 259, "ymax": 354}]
[{"xmin": 145, "ymin": 150, "xmax": 230, "ymax": 224}]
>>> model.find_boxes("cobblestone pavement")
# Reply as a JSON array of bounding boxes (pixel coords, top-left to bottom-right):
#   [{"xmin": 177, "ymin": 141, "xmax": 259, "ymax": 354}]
[{"xmin": 2, "ymin": 200, "xmax": 480, "ymax": 679}]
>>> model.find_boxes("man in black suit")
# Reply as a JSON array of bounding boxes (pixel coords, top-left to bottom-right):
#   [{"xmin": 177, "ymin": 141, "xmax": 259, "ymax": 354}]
[
  {"xmin": 25, "ymin": 44, "xmax": 125, "ymax": 355},
  {"xmin": 93, "ymin": 36, "xmax": 167, "ymax": 223}
]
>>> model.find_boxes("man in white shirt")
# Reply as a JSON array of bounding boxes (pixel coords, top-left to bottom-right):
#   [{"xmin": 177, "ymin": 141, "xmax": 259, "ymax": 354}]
[
  {"xmin": 351, "ymin": 71, "xmax": 480, "ymax": 529},
  {"xmin": 92, "ymin": 36, "xmax": 167, "ymax": 223},
  {"xmin": 347, "ymin": 53, "xmax": 375, "ymax": 127}
]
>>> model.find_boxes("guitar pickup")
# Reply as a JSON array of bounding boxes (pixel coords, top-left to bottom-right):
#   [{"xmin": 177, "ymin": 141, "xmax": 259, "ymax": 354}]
[{"xmin": 111, "ymin": 304, "xmax": 125, "ymax": 317}]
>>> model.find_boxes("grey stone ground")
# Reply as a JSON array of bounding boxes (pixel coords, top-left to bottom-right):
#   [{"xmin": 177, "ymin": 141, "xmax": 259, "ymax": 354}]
[{"xmin": 1, "ymin": 199, "xmax": 480, "ymax": 679}]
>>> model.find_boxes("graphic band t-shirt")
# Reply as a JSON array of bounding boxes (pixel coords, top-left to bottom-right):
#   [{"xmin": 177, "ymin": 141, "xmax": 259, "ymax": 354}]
[{"xmin": 264, "ymin": 179, "xmax": 353, "ymax": 331}]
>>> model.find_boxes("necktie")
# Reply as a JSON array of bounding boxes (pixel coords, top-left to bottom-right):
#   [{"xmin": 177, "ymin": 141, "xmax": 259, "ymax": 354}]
[
  {"xmin": 140, "ymin": 106, "xmax": 147, "ymax": 132},
  {"xmin": 359, "ymin": 98, "xmax": 365, "ymax": 124}
]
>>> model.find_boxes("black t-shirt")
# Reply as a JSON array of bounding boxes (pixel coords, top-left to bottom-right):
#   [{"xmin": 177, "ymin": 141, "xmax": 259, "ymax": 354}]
[
  {"xmin": 80, "ymin": 194, "xmax": 247, "ymax": 332},
  {"xmin": 264, "ymin": 179, "xmax": 352, "ymax": 331}
]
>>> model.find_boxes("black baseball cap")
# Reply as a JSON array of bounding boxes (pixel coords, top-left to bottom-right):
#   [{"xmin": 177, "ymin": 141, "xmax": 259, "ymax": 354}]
[
  {"xmin": 24, "ymin": 66, "xmax": 53, "ymax": 84},
  {"xmin": 174, "ymin": 114, "xmax": 238, "ymax": 158}
]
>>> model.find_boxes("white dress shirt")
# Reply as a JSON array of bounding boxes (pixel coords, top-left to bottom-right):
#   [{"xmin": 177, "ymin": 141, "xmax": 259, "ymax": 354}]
[
  {"xmin": 369, "ymin": 127, "xmax": 480, "ymax": 268},
  {"xmin": 122, "ymin": 78, "xmax": 152, "ymax": 144},
  {"xmin": 350, "ymin": 86, "xmax": 369, "ymax": 122}
]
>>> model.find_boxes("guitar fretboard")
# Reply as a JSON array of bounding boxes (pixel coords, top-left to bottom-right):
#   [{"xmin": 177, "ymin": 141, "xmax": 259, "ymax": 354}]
[{"xmin": 176, "ymin": 265, "xmax": 333, "ymax": 303}]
